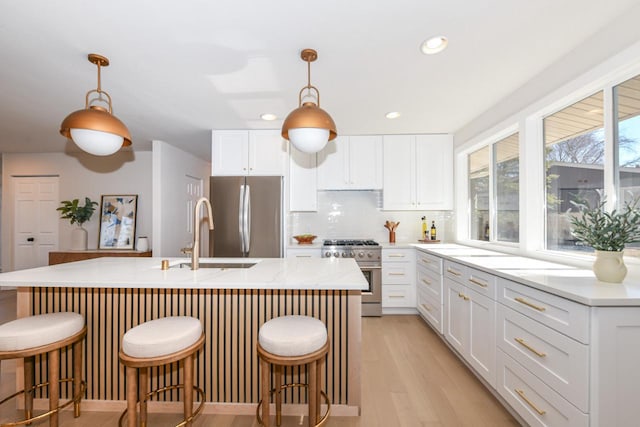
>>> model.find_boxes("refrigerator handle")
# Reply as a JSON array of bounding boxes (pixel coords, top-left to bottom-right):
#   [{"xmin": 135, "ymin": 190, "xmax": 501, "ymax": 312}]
[
  {"xmin": 244, "ymin": 185, "xmax": 251, "ymax": 255},
  {"xmin": 239, "ymin": 185, "xmax": 245, "ymax": 254}
]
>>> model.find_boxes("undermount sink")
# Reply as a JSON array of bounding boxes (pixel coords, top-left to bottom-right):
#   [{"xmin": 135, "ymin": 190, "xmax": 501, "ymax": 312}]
[{"xmin": 177, "ymin": 262, "xmax": 257, "ymax": 269}]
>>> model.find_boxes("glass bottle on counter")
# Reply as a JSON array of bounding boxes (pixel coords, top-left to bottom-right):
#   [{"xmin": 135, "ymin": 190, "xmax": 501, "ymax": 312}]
[
  {"xmin": 430, "ymin": 221, "xmax": 437, "ymax": 240},
  {"xmin": 421, "ymin": 216, "xmax": 427, "ymax": 239}
]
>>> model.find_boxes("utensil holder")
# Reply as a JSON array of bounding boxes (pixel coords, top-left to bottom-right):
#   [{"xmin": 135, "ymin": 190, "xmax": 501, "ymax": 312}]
[{"xmin": 389, "ymin": 231, "xmax": 396, "ymax": 243}]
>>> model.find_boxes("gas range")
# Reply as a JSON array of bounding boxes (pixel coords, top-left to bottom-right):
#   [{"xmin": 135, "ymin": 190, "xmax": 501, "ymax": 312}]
[{"xmin": 322, "ymin": 239, "xmax": 381, "ymax": 263}]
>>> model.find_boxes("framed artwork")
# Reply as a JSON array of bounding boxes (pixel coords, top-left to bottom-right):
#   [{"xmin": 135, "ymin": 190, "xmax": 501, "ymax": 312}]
[{"xmin": 98, "ymin": 195, "xmax": 138, "ymax": 249}]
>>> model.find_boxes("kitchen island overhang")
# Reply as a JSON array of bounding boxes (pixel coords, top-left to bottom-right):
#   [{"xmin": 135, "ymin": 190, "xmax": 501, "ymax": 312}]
[{"xmin": 0, "ymin": 257, "xmax": 366, "ymax": 416}]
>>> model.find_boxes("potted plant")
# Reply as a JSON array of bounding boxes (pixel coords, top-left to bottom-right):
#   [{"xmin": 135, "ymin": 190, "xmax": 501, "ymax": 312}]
[
  {"xmin": 57, "ymin": 197, "xmax": 98, "ymax": 250},
  {"xmin": 569, "ymin": 197, "xmax": 640, "ymax": 283}
]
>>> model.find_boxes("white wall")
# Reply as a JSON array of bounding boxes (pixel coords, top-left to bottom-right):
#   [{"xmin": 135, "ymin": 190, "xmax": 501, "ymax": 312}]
[
  {"xmin": 1, "ymin": 151, "xmax": 152, "ymax": 272},
  {"xmin": 152, "ymin": 140, "xmax": 211, "ymax": 257}
]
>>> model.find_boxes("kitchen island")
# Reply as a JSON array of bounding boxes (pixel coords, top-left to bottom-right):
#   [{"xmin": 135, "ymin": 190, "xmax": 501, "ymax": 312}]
[{"xmin": 0, "ymin": 257, "xmax": 367, "ymax": 415}]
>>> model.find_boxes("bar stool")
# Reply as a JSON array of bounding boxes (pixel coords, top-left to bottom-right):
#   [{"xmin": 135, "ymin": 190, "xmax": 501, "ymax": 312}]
[
  {"xmin": 0, "ymin": 312, "xmax": 87, "ymax": 427},
  {"xmin": 257, "ymin": 315, "xmax": 330, "ymax": 427},
  {"xmin": 118, "ymin": 316, "xmax": 205, "ymax": 427}
]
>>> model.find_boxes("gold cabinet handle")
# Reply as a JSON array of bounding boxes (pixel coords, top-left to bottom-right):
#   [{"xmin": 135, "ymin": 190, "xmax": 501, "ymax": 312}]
[
  {"xmin": 388, "ymin": 254, "xmax": 405, "ymax": 258},
  {"xmin": 389, "ymin": 295, "xmax": 404, "ymax": 298},
  {"xmin": 468, "ymin": 277, "xmax": 488, "ymax": 288},
  {"xmin": 447, "ymin": 267, "xmax": 462, "ymax": 276},
  {"xmin": 458, "ymin": 292, "xmax": 470, "ymax": 301},
  {"xmin": 295, "ymin": 255, "xmax": 312, "ymax": 258},
  {"xmin": 514, "ymin": 338, "xmax": 547, "ymax": 358},
  {"xmin": 389, "ymin": 272, "xmax": 405, "ymax": 276},
  {"xmin": 421, "ymin": 278, "xmax": 432, "ymax": 286},
  {"xmin": 421, "ymin": 257, "xmax": 431, "ymax": 263},
  {"xmin": 515, "ymin": 389, "xmax": 546, "ymax": 415},
  {"xmin": 420, "ymin": 303, "xmax": 432, "ymax": 312},
  {"xmin": 515, "ymin": 297, "xmax": 546, "ymax": 312}
]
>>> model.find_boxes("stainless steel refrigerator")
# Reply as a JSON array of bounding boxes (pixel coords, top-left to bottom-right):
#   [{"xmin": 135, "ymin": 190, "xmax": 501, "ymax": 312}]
[{"xmin": 209, "ymin": 176, "xmax": 283, "ymax": 257}]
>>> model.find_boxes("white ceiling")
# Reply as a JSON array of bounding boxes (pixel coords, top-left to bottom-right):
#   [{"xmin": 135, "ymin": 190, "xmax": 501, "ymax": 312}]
[{"xmin": 1, "ymin": 0, "xmax": 639, "ymax": 161}]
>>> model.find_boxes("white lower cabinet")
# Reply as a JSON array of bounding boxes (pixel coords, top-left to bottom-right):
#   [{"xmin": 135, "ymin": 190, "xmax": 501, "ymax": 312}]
[
  {"xmin": 444, "ymin": 276, "xmax": 496, "ymax": 387},
  {"xmin": 416, "ymin": 258, "xmax": 443, "ymax": 333},
  {"xmin": 286, "ymin": 247, "xmax": 321, "ymax": 258},
  {"xmin": 382, "ymin": 248, "xmax": 415, "ymax": 310},
  {"xmin": 496, "ymin": 350, "xmax": 588, "ymax": 427}
]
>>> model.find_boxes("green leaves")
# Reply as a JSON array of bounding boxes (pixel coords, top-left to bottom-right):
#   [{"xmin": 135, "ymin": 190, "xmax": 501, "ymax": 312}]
[
  {"xmin": 569, "ymin": 198, "xmax": 640, "ymax": 251},
  {"xmin": 57, "ymin": 197, "xmax": 98, "ymax": 226}
]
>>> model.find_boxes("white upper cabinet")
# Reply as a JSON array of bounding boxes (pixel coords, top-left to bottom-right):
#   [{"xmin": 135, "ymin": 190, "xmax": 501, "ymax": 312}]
[
  {"xmin": 289, "ymin": 146, "xmax": 317, "ymax": 211},
  {"xmin": 317, "ymin": 135, "xmax": 382, "ymax": 190},
  {"xmin": 211, "ymin": 130, "xmax": 287, "ymax": 176},
  {"xmin": 382, "ymin": 134, "xmax": 453, "ymax": 210}
]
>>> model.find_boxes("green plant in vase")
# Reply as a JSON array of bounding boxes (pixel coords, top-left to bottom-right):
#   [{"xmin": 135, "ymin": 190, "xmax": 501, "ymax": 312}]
[
  {"xmin": 57, "ymin": 197, "xmax": 98, "ymax": 250},
  {"xmin": 569, "ymin": 197, "xmax": 640, "ymax": 283}
]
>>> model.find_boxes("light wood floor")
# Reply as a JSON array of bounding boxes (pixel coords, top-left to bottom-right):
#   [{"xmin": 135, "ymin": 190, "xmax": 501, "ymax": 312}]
[{"xmin": 0, "ymin": 290, "xmax": 519, "ymax": 426}]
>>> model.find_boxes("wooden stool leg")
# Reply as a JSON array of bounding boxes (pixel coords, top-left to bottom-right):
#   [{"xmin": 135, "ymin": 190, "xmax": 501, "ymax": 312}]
[
  {"xmin": 126, "ymin": 366, "xmax": 138, "ymax": 427},
  {"xmin": 73, "ymin": 338, "xmax": 83, "ymax": 417},
  {"xmin": 316, "ymin": 356, "xmax": 323, "ymax": 422},
  {"xmin": 49, "ymin": 349, "xmax": 60, "ymax": 427},
  {"xmin": 184, "ymin": 355, "xmax": 194, "ymax": 427},
  {"xmin": 24, "ymin": 356, "xmax": 34, "ymax": 423},
  {"xmin": 139, "ymin": 367, "xmax": 148, "ymax": 427},
  {"xmin": 261, "ymin": 358, "xmax": 270, "ymax": 427},
  {"xmin": 308, "ymin": 360, "xmax": 317, "ymax": 427},
  {"xmin": 274, "ymin": 365, "xmax": 282, "ymax": 426}
]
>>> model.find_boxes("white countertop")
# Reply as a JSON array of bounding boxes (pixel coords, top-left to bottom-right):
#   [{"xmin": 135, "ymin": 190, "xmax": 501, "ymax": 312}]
[
  {"xmin": 0, "ymin": 257, "xmax": 368, "ymax": 291},
  {"xmin": 414, "ymin": 243, "xmax": 640, "ymax": 306}
]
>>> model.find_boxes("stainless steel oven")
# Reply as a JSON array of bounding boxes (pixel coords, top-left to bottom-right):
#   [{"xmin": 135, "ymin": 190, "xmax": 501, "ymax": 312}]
[{"xmin": 322, "ymin": 239, "xmax": 382, "ymax": 316}]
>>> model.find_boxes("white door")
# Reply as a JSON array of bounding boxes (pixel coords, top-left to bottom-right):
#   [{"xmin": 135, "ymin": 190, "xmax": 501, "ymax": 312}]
[
  {"xmin": 13, "ymin": 176, "xmax": 59, "ymax": 270},
  {"xmin": 185, "ymin": 175, "xmax": 206, "ymax": 256}
]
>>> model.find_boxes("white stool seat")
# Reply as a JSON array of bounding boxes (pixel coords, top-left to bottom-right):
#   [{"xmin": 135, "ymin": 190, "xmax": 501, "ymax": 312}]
[
  {"xmin": 122, "ymin": 316, "xmax": 202, "ymax": 358},
  {"xmin": 0, "ymin": 312, "xmax": 84, "ymax": 352},
  {"xmin": 259, "ymin": 315, "xmax": 327, "ymax": 357}
]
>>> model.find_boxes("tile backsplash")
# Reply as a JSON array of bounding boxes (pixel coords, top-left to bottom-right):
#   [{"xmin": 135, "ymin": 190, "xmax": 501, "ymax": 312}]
[{"xmin": 288, "ymin": 190, "xmax": 453, "ymax": 244}]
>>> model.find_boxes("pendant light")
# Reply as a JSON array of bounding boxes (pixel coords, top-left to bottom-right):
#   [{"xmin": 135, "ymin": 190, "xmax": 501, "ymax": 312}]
[
  {"xmin": 60, "ymin": 53, "xmax": 131, "ymax": 156},
  {"xmin": 281, "ymin": 48, "xmax": 337, "ymax": 154}
]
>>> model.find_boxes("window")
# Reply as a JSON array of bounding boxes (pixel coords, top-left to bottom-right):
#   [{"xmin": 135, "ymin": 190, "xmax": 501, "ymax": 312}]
[
  {"xmin": 468, "ymin": 133, "xmax": 519, "ymax": 243},
  {"xmin": 469, "ymin": 147, "xmax": 490, "ymax": 241},
  {"xmin": 544, "ymin": 92, "xmax": 604, "ymax": 252},
  {"xmin": 495, "ymin": 135, "xmax": 519, "ymax": 243}
]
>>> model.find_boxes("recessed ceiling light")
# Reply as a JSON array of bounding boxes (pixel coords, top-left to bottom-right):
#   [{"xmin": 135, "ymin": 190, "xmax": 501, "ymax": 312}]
[
  {"xmin": 421, "ymin": 36, "xmax": 448, "ymax": 55},
  {"xmin": 385, "ymin": 112, "xmax": 401, "ymax": 119},
  {"xmin": 260, "ymin": 113, "xmax": 278, "ymax": 121}
]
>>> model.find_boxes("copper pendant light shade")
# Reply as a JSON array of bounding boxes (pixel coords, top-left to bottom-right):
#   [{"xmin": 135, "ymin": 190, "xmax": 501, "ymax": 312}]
[
  {"xmin": 60, "ymin": 54, "xmax": 131, "ymax": 156},
  {"xmin": 282, "ymin": 49, "xmax": 337, "ymax": 153}
]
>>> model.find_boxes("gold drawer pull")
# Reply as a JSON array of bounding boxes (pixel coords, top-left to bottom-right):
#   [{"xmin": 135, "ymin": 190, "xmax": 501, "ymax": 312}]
[
  {"xmin": 389, "ymin": 295, "xmax": 404, "ymax": 298},
  {"xmin": 468, "ymin": 278, "xmax": 488, "ymax": 288},
  {"xmin": 515, "ymin": 297, "xmax": 546, "ymax": 312},
  {"xmin": 514, "ymin": 338, "xmax": 547, "ymax": 358},
  {"xmin": 421, "ymin": 278, "xmax": 432, "ymax": 286},
  {"xmin": 447, "ymin": 267, "xmax": 462, "ymax": 276},
  {"xmin": 295, "ymin": 255, "xmax": 312, "ymax": 258},
  {"xmin": 421, "ymin": 258, "xmax": 431, "ymax": 263},
  {"xmin": 458, "ymin": 292, "xmax": 470, "ymax": 301},
  {"xmin": 515, "ymin": 389, "xmax": 546, "ymax": 415},
  {"xmin": 389, "ymin": 272, "xmax": 405, "ymax": 276},
  {"xmin": 421, "ymin": 303, "xmax": 432, "ymax": 312},
  {"xmin": 388, "ymin": 254, "xmax": 405, "ymax": 258}
]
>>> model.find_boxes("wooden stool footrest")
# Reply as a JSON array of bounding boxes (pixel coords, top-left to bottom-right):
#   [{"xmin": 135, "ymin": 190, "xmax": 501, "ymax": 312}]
[
  {"xmin": 256, "ymin": 383, "xmax": 331, "ymax": 427},
  {"xmin": 118, "ymin": 384, "xmax": 205, "ymax": 427}
]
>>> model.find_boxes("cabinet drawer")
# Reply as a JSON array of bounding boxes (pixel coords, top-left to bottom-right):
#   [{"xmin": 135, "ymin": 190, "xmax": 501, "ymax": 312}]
[
  {"xmin": 417, "ymin": 287, "xmax": 442, "ymax": 333},
  {"xmin": 382, "ymin": 264, "xmax": 415, "ymax": 284},
  {"xmin": 496, "ymin": 350, "xmax": 588, "ymax": 427},
  {"xmin": 497, "ymin": 304, "xmax": 589, "ymax": 411},
  {"xmin": 417, "ymin": 266, "xmax": 441, "ymax": 301},
  {"xmin": 416, "ymin": 250, "xmax": 442, "ymax": 274},
  {"xmin": 382, "ymin": 284, "xmax": 416, "ymax": 308},
  {"xmin": 443, "ymin": 260, "xmax": 496, "ymax": 299},
  {"xmin": 497, "ymin": 278, "xmax": 590, "ymax": 344},
  {"xmin": 286, "ymin": 248, "xmax": 321, "ymax": 258},
  {"xmin": 382, "ymin": 249, "xmax": 414, "ymax": 263}
]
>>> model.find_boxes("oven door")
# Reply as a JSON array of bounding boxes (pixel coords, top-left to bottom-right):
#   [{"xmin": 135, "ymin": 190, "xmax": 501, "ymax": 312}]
[{"xmin": 359, "ymin": 265, "xmax": 381, "ymax": 303}]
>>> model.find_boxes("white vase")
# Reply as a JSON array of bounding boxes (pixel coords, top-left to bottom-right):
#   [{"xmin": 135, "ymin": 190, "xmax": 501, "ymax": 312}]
[
  {"xmin": 593, "ymin": 250, "xmax": 627, "ymax": 283},
  {"xmin": 136, "ymin": 236, "xmax": 149, "ymax": 252},
  {"xmin": 71, "ymin": 226, "xmax": 88, "ymax": 251}
]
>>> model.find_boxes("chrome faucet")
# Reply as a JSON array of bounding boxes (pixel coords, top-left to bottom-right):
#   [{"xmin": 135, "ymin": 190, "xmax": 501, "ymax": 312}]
[{"xmin": 192, "ymin": 197, "xmax": 214, "ymax": 270}]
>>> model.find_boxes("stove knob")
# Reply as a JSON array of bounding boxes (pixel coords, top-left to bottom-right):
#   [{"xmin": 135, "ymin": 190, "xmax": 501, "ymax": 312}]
[
  {"xmin": 368, "ymin": 253, "xmax": 373, "ymax": 258},
  {"xmin": 333, "ymin": 252, "xmax": 339, "ymax": 258},
  {"xmin": 342, "ymin": 252, "xmax": 348, "ymax": 258},
  {"xmin": 358, "ymin": 252, "xmax": 365, "ymax": 258},
  {"xmin": 324, "ymin": 251, "xmax": 331, "ymax": 258}
]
